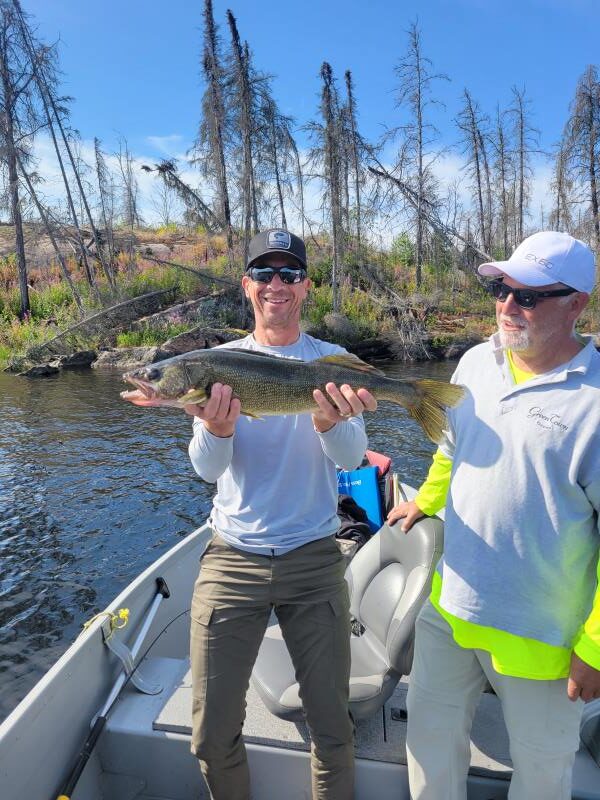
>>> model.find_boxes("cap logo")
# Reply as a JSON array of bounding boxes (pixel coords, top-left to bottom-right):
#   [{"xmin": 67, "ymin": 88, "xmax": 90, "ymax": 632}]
[
  {"xmin": 267, "ymin": 230, "xmax": 291, "ymax": 250},
  {"xmin": 525, "ymin": 253, "xmax": 554, "ymax": 269}
]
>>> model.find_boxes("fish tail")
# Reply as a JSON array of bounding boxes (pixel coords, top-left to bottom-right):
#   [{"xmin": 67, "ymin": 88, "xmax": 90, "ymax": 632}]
[{"xmin": 387, "ymin": 379, "xmax": 465, "ymax": 443}]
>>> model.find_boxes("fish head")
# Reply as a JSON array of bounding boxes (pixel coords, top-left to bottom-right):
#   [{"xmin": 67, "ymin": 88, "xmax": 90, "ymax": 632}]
[{"xmin": 122, "ymin": 359, "xmax": 211, "ymax": 407}]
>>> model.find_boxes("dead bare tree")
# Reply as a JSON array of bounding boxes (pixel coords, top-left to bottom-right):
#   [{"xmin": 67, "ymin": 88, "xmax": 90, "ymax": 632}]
[
  {"xmin": 258, "ymin": 91, "xmax": 303, "ymax": 235},
  {"xmin": 343, "ymin": 70, "xmax": 365, "ymax": 265},
  {"xmin": 318, "ymin": 62, "xmax": 344, "ymax": 312},
  {"xmin": 115, "ymin": 137, "xmax": 141, "ymax": 275},
  {"xmin": 116, "ymin": 137, "xmax": 141, "ymax": 229},
  {"xmin": 16, "ymin": 152, "xmax": 84, "ymax": 312},
  {"xmin": 564, "ymin": 65, "xmax": 600, "ymax": 253},
  {"xmin": 287, "ymin": 129, "xmax": 306, "ymax": 240},
  {"xmin": 94, "ymin": 137, "xmax": 116, "ymax": 270},
  {"xmin": 456, "ymin": 89, "xmax": 492, "ymax": 255},
  {"xmin": 150, "ymin": 176, "xmax": 179, "ymax": 227},
  {"xmin": 10, "ymin": 0, "xmax": 109, "ymax": 292},
  {"xmin": 367, "ymin": 155, "xmax": 492, "ymax": 262},
  {"xmin": 394, "ymin": 21, "xmax": 449, "ymax": 286},
  {"xmin": 195, "ymin": 0, "xmax": 234, "ymax": 267},
  {"xmin": 0, "ymin": 0, "xmax": 43, "ymax": 318},
  {"xmin": 549, "ymin": 139, "xmax": 575, "ymax": 232},
  {"xmin": 226, "ymin": 11, "xmax": 258, "ymax": 264},
  {"xmin": 491, "ymin": 105, "xmax": 512, "ymax": 257},
  {"xmin": 227, "ymin": 10, "xmax": 259, "ymax": 263},
  {"xmin": 509, "ymin": 86, "xmax": 538, "ymax": 244}
]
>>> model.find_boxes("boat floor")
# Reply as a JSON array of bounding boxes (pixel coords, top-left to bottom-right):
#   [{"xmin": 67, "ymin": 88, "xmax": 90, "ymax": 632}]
[
  {"xmin": 155, "ymin": 665, "xmax": 513, "ymax": 780},
  {"xmin": 92, "ymin": 647, "xmax": 600, "ymax": 800}
]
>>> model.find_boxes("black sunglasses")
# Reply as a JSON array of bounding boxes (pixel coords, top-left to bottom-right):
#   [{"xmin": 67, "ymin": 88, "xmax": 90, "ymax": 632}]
[
  {"xmin": 487, "ymin": 280, "xmax": 576, "ymax": 309},
  {"xmin": 248, "ymin": 265, "xmax": 307, "ymax": 284}
]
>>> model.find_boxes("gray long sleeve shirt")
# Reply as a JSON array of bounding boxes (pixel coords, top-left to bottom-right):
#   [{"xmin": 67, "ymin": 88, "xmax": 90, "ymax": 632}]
[
  {"xmin": 188, "ymin": 333, "xmax": 368, "ymax": 555},
  {"xmin": 438, "ymin": 334, "xmax": 600, "ymax": 648}
]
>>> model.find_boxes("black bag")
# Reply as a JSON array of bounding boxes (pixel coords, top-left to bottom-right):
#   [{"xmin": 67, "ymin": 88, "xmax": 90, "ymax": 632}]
[{"xmin": 336, "ymin": 494, "xmax": 373, "ymax": 551}]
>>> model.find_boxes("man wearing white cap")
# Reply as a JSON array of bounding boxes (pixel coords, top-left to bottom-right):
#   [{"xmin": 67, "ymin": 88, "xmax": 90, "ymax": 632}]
[{"xmin": 388, "ymin": 231, "xmax": 600, "ymax": 799}]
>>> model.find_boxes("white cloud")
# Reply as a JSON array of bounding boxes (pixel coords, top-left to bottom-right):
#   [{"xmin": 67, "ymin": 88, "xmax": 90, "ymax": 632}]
[
  {"xmin": 23, "ymin": 133, "xmax": 555, "ymax": 238},
  {"xmin": 145, "ymin": 134, "xmax": 187, "ymax": 159}
]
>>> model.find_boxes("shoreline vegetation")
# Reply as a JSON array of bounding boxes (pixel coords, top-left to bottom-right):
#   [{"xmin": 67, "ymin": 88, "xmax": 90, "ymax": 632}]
[
  {"xmin": 1, "ymin": 223, "xmax": 598, "ymax": 377},
  {"xmin": 2, "ymin": 4, "xmax": 599, "ymax": 379}
]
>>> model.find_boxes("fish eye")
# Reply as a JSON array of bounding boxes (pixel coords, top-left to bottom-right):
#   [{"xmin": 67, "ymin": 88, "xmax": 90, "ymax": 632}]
[{"xmin": 146, "ymin": 368, "xmax": 161, "ymax": 381}]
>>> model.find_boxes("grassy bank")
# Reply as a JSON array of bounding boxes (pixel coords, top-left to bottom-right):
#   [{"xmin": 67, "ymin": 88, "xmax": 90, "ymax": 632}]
[{"xmin": 1, "ymin": 225, "xmax": 598, "ymax": 370}]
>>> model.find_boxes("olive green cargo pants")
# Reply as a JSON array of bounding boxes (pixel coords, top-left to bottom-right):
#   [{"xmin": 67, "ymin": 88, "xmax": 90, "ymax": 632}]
[{"xmin": 190, "ymin": 533, "xmax": 354, "ymax": 800}]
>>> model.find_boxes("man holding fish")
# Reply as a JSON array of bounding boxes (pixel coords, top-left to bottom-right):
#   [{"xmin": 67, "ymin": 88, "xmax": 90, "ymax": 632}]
[
  {"xmin": 121, "ymin": 227, "xmax": 463, "ymax": 799},
  {"xmin": 388, "ymin": 231, "xmax": 600, "ymax": 800}
]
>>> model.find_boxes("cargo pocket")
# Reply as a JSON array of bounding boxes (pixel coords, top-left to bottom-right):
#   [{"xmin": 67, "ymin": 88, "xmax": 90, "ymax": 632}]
[
  {"xmin": 190, "ymin": 602, "xmax": 214, "ymax": 706},
  {"xmin": 191, "ymin": 601, "xmax": 214, "ymax": 627},
  {"xmin": 308, "ymin": 593, "xmax": 349, "ymax": 634},
  {"xmin": 328, "ymin": 593, "xmax": 349, "ymax": 620}
]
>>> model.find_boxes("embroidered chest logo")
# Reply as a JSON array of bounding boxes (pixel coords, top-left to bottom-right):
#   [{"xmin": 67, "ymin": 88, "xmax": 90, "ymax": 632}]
[{"xmin": 527, "ymin": 406, "xmax": 569, "ymax": 432}]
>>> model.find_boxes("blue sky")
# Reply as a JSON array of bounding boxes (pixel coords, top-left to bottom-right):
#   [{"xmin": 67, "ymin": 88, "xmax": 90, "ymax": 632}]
[{"xmin": 25, "ymin": 0, "xmax": 599, "ymax": 158}]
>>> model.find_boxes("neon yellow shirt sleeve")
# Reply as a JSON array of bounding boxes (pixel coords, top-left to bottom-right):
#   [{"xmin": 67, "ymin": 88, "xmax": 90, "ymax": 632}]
[
  {"xmin": 415, "ymin": 448, "xmax": 452, "ymax": 516},
  {"xmin": 573, "ymin": 553, "xmax": 600, "ymax": 671}
]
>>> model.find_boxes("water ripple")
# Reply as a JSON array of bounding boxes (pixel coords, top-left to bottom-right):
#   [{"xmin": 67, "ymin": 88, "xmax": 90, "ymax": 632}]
[{"xmin": 0, "ymin": 360, "xmax": 454, "ymax": 722}]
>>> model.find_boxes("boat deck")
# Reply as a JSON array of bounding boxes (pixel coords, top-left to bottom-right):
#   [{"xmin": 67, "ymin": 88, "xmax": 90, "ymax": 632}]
[
  {"xmin": 155, "ymin": 665, "xmax": 513, "ymax": 781},
  {"xmin": 91, "ymin": 623, "xmax": 600, "ymax": 800},
  {"xmin": 90, "ymin": 607, "xmax": 522, "ymax": 800}
]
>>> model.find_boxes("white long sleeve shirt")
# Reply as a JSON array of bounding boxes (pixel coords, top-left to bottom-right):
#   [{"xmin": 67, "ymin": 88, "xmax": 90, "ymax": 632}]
[{"xmin": 188, "ymin": 333, "xmax": 368, "ymax": 555}]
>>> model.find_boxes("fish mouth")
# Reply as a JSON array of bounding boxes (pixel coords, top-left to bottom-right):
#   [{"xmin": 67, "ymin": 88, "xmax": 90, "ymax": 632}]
[{"xmin": 121, "ymin": 374, "xmax": 158, "ymax": 402}]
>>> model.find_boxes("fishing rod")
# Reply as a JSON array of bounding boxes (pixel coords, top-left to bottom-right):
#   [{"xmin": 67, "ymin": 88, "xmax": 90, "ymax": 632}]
[{"xmin": 55, "ymin": 576, "xmax": 170, "ymax": 800}]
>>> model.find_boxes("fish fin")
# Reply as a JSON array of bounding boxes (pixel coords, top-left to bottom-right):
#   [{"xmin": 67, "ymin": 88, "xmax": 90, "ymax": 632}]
[
  {"xmin": 222, "ymin": 347, "xmax": 299, "ymax": 361},
  {"xmin": 314, "ymin": 353, "xmax": 385, "ymax": 375},
  {"xmin": 406, "ymin": 380, "xmax": 466, "ymax": 444},
  {"xmin": 178, "ymin": 388, "xmax": 208, "ymax": 405},
  {"xmin": 240, "ymin": 410, "xmax": 263, "ymax": 419}
]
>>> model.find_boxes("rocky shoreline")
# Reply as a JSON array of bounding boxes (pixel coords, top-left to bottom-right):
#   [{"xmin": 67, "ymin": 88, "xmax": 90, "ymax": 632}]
[{"xmin": 15, "ymin": 324, "xmax": 486, "ymax": 378}]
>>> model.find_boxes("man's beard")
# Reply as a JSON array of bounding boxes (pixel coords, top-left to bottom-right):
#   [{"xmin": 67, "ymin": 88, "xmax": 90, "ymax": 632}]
[{"xmin": 498, "ymin": 317, "xmax": 530, "ymax": 351}]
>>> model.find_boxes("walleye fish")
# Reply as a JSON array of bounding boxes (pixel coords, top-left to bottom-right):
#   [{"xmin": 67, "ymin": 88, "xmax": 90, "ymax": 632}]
[{"xmin": 121, "ymin": 348, "xmax": 464, "ymax": 443}]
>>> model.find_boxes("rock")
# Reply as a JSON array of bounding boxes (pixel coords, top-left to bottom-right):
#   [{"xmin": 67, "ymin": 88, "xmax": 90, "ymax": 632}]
[
  {"xmin": 19, "ymin": 363, "xmax": 60, "ymax": 377},
  {"xmin": 159, "ymin": 327, "xmax": 248, "ymax": 356},
  {"xmin": 440, "ymin": 335, "xmax": 482, "ymax": 360},
  {"xmin": 130, "ymin": 291, "xmax": 243, "ymax": 331},
  {"xmin": 92, "ymin": 346, "xmax": 162, "ymax": 370},
  {"xmin": 49, "ymin": 350, "xmax": 97, "ymax": 369},
  {"xmin": 350, "ymin": 337, "xmax": 396, "ymax": 362},
  {"xmin": 135, "ymin": 243, "xmax": 172, "ymax": 259}
]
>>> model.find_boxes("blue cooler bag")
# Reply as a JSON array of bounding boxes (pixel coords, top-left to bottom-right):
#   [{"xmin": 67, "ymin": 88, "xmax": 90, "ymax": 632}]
[{"xmin": 337, "ymin": 465, "xmax": 383, "ymax": 533}]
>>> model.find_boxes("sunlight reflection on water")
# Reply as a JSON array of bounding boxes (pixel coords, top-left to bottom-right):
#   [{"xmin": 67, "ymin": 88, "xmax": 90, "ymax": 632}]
[{"xmin": 0, "ymin": 358, "xmax": 455, "ymax": 721}]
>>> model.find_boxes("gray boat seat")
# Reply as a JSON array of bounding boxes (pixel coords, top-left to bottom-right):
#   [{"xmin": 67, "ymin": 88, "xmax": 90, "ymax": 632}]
[{"xmin": 251, "ymin": 517, "xmax": 444, "ymax": 721}]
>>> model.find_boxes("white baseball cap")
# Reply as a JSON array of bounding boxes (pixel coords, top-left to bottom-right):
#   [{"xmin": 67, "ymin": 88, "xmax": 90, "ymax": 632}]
[{"xmin": 478, "ymin": 231, "xmax": 596, "ymax": 294}]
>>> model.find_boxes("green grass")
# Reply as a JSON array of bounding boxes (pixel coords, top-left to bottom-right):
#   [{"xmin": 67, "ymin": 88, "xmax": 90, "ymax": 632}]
[{"xmin": 116, "ymin": 322, "xmax": 192, "ymax": 347}]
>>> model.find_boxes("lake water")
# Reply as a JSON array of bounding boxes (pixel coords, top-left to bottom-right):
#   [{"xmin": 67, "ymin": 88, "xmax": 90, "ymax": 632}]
[{"xmin": 0, "ymin": 359, "xmax": 455, "ymax": 723}]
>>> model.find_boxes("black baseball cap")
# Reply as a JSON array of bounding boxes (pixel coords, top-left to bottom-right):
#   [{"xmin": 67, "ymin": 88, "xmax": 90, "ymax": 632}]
[{"xmin": 246, "ymin": 229, "xmax": 307, "ymax": 269}]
